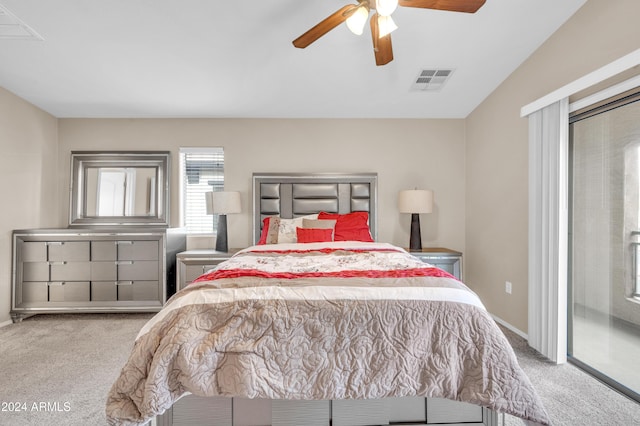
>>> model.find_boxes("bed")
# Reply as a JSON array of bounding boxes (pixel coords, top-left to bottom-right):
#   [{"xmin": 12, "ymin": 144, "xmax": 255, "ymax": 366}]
[{"xmin": 105, "ymin": 173, "xmax": 550, "ymax": 426}]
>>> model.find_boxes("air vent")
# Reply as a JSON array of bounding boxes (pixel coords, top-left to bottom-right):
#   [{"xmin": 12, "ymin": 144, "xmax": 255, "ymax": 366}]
[
  {"xmin": 0, "ymin": 4, "xmax": 43, "ymax": 40},
  {"xmin": 410, "ymin": 69, "xmax": 454, "ymax": 92}
]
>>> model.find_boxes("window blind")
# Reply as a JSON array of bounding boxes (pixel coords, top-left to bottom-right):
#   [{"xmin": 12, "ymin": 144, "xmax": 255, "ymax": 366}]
[{"xmin": 179, "ymin": 147, "xmax": 224, "ymax": 233}]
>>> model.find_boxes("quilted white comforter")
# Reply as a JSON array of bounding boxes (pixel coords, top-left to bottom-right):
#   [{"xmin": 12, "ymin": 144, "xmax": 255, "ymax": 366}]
[{"xmin": 106, "ymin": 242, "xmax": 550, "ymax": 425}]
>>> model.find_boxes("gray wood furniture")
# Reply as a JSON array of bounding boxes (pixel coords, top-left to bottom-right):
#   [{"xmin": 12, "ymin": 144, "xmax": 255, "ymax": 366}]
[
  {"xmin": 253, "ymin": 172, "xmax": 377, "ymax": 243},
  {"xmin": 11, "ymin": 151, "xmax": 187, "ymax": 322},
  {"xmin": 408, "ymin": 247, "xmax": 463, "ymax": 280},
  {"xmin": 158, "ymin": 395, "xmax": 496, "ymax": 426},
  {"xmin": 176, "ymin": 249, "xmax": 241, "ymax": 292},
  {"xmin": 11, "ymin": 228, "xmax": 185, "ymax": 322}
]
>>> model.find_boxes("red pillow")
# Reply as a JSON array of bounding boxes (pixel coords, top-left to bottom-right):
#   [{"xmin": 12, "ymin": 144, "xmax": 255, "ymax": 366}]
[
  {"xmin": 257, "ymin": 217, "xmax": 271, "ymax": 245},
  {"xmin": 257, "ymin": 216, "xmax": 280, "ymax": 245},
  {"xmin": 295, "ymin": 227, "xmax": 334, "ymax": 243},
  {"xmin": 317, "ymin": 211, "xmax": 374, "ymax": 242}
]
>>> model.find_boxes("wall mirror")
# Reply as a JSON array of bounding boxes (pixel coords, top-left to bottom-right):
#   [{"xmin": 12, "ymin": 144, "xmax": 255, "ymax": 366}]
[{"xmin": 69, "ymin": 151, "xmax": 170, "ymax": 227}]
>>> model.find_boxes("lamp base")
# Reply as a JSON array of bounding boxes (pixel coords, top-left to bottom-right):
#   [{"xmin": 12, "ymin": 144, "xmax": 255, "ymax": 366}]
[
  {"xmin": 215, "ymin": 214, "xmax": 228, "ymax": 252},
  {"xmin": 409, "ymin": 213, "xmax": 422, "ymax": 251}
]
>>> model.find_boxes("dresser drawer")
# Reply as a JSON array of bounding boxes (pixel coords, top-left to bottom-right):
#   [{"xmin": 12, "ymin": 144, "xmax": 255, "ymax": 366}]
[
  {"xmin": 49, "ymin": 281, "xmax": 90, "ymax": 302},
  {"xmin": 50, "ymin": 261, "xmax": 92, "ymax": 281},
  {"xmin": 91, "ymin": 262, "xmax": 118, "ymax": 281},
  {"xmin": 117, "ymin": 241, "xmax": 159, "ymax": 261},
  {"xmin": 332, "ymin": 399, "xmax": 387, "ymax": 426},
  {"xmin": 48, "ymin": 241, "xmax": 90, "ymax": 262},
  {"xmin": 118, "ymin": 260, "xmax": 159, "ymax": 281},
  {"xmin": 92, "ymin": 241, "xmax": 117, "ymax": 261},
  {"xmin": 426, "ymin": 398, "xmax": 483, "ymax": 423},
  {"xmin": 185, "ymin": 264, "xmax": 220, "ymax": 283},
  {"xmin": 21, "ymin": 242, "xmax": 47, "ymax": 262},
  {"xmin": 117, "ymin": 281, "xmax": 159, "ymax": 301},
  {"xmin": 22, "ymin": 262, "xmax": 49, "ymax": 282},
  {"xmin": 22, "ymin": 281, "xmax": 49, "ymax": 302},
  {"xmin": 91, "ymin": 281, "xmax": 118, "ymax": 301}
]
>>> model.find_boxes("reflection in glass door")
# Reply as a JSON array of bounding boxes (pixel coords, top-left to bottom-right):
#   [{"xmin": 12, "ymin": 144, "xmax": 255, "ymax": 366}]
[{"xmin": 569, "ymin": 92, "xmax": 640, "ymax": 402}]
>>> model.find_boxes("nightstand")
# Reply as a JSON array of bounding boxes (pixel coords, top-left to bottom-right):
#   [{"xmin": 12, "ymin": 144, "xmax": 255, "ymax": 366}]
[
  {"xmin": 176, "ymin": 249, "xmax": 241, "ymax": 292},
  {"xmin": 407, "ymin": 247, "xmax": 463, "ymax": 280}
]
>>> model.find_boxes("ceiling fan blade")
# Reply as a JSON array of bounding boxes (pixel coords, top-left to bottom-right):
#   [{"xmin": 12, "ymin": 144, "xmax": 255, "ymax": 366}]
[
  {"xmin": 398, "ymin": 0, "xmax": 486, "ymax": 13},
  {"xmin": 293, "ymin": 4, "xmax": 356, "ymax": 48},
  {"xmin": 370, "ymin": 14, "xmax": 393, "ymax": 66}
]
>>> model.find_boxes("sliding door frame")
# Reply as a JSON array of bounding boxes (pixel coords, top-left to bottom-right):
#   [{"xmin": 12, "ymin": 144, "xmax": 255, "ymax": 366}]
[{"xmin": 567, "ymin": 88, "xmax": 640, "ymax": 404}]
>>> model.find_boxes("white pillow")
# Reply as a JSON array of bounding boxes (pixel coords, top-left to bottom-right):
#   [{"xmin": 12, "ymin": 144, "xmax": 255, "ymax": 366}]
[{"xmin": 277, "ymin": 214, "xmax": 319, "ymax": 243}]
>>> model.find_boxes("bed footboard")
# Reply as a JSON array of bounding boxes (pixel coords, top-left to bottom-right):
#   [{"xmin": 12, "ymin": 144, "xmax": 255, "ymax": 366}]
[{"xmin": 154, "ymin": 395, "xmax": 499, "ymax": 426}]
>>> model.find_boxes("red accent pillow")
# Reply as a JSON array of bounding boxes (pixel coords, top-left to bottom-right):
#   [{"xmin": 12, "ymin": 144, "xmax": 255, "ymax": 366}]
[
  {"xmin": 317, "ymin": 211, "xmax": 374, "ymax": 242},
  {"xmin": 295, "ymin": 227, "xmax": 334, "ymax": 243},
  {"xmin": 257, "ymin": 216, "xmax": 280, "ymax": 245},
  {"xmin": 257, "ymin": 217, "xmax": 270, "ymax": 245}
]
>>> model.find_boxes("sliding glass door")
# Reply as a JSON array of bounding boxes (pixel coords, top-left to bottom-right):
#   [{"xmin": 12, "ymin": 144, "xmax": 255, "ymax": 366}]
[{"xmin": 569, "ymin": 91, "xmax": 640, "ymax": 402}]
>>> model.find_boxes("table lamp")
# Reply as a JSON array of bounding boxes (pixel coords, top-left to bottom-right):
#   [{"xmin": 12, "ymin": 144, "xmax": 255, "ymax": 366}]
[
  {"xmin": 206, "ymin": 191, "xmax": 241, "ymax": 252},
  {"xmin": 398, "ymin": 189, "xmax": 433, "ymax": 251}
]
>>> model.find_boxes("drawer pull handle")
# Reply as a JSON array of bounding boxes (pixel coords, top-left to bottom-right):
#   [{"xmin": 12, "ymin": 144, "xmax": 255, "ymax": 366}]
[
  {"xmin": 116, "ymin": 281, "xmax": 134, "ymax": 286},
  {"xmin": 46, "ymin": 242, "xmax": 64, "ymax": 246},
  {"xmin": 116, "ymin": 261, "xmax": 134, "ymax": 265},
  {"xmin": 49, "ymin": 261, "xmax": 67, "ymax": 265},
  {"xmin": 48, "ymin": 282, "xmax": 65, "ymax": 286},
  {"xmin": 116, "ymin": 241, "xmax": 134, "ymax": 245}
]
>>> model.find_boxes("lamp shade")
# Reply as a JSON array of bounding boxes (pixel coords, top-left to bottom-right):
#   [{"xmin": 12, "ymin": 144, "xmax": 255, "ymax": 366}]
[
  {"xmin": 398, "ymin": 189, "xmax": 433, "ymax": 214},
  {"xmin": 205, "ymin": 191, "xmax": 241, "ymax": 215},
  {"xmin": 376, "ymin": 0, "xmax": 398, "ymax": 16},
  {"xmin": 376, "ymin": 14, "xmax": 398, "ymax": 38},
  {"xmin": 346, "ymin": 4, "xmax": 369, "ymax": 35}
]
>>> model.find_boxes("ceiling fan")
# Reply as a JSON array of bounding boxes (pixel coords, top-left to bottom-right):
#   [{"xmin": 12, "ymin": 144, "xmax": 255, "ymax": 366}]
[{"xmin": 292, "ymin": 0, "xmax": 486, "ymax": 66}]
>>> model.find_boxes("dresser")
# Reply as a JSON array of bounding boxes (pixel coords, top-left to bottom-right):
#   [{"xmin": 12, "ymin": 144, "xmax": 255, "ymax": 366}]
[
  {"xmin": 176, "ymin": 249, "xmax": 241, "ymax": 292},
  {"xmin": 11, "ymin": 228, "xmax": 186, "ymax": 322},
  {"xmin": 407, "ymin": 247, "xmax": 463, "ymax": 280}
]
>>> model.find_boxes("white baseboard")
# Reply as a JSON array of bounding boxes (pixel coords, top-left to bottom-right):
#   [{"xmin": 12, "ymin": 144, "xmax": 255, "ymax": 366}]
[
  {"xmin": 491, "ymin": 314, "xmax": 528, "ymax": 340},
  {"xmin": 0, "ymin": 319, "xmax": 13, "ymax": 329}
]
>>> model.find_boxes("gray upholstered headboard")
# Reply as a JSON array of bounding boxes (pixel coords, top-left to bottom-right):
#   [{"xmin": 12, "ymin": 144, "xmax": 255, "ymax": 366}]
[{"xmin": 252, "ymin": 173, "xmax": 378, "ymax": 244}]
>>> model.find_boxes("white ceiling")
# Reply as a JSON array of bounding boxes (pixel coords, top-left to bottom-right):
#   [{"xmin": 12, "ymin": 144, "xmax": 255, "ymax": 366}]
[{"xmin": 0, "ymin": 0, "xmax": 587, "ymax": 119}]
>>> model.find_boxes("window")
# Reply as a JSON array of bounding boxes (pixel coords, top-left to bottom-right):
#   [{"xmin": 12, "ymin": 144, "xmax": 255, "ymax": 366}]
[{"xmin": 179, "ymin": 147, "xmax": 224, "ymax": 233}]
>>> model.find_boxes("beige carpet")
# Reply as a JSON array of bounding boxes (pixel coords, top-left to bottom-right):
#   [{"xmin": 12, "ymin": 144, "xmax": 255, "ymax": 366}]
[
  {"xmin": 0, "ymin": 313, "xmax": 639, "ymax": 425},
  {"xmin": 499, "ymin": 326, "xmax": 640, "ymax": 426},
  {"xmin": 0, "ymin": 313, "xmax": 152, "ymax": 426}
]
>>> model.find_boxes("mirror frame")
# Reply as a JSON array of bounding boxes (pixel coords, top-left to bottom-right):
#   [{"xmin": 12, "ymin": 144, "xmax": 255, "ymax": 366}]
[{"xmin": 69, "ymin": 151, "xmax": 170, "ymax": 227}]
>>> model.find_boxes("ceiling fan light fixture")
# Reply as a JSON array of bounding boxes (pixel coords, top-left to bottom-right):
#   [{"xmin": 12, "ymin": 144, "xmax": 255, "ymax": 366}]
[
  {"xmin": 377, "ymin": 15, "xmax": 398, "ymax": 37},
  {"xmin": 346, "ymin": 4, "xmax": 370, "ymax": 35},
  {"xmin": 293, "ymin": 0, "xmax": 486, "ymax": 66},
  {"xmin": 375, "ymin": 0, "xmax": 398, "ymax": 16}
]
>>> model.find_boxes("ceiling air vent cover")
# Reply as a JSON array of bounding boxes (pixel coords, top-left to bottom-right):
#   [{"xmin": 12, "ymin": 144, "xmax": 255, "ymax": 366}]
[{"xmin": 410, "ymin": 69, "xmax": 454, "ymax": 92}]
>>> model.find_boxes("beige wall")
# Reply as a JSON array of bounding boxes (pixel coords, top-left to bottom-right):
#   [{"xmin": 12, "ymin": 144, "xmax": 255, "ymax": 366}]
[
  {"xmin": 465, "ymin": 0, "xmax": 640, "ymax": 332},
  {"xmin": 57, "ymin": 118, "xmax": 466, "ymax": 251},
  {"xmin": 0, "ymin": 87, "xmax": 58, "ymax": 324}
]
